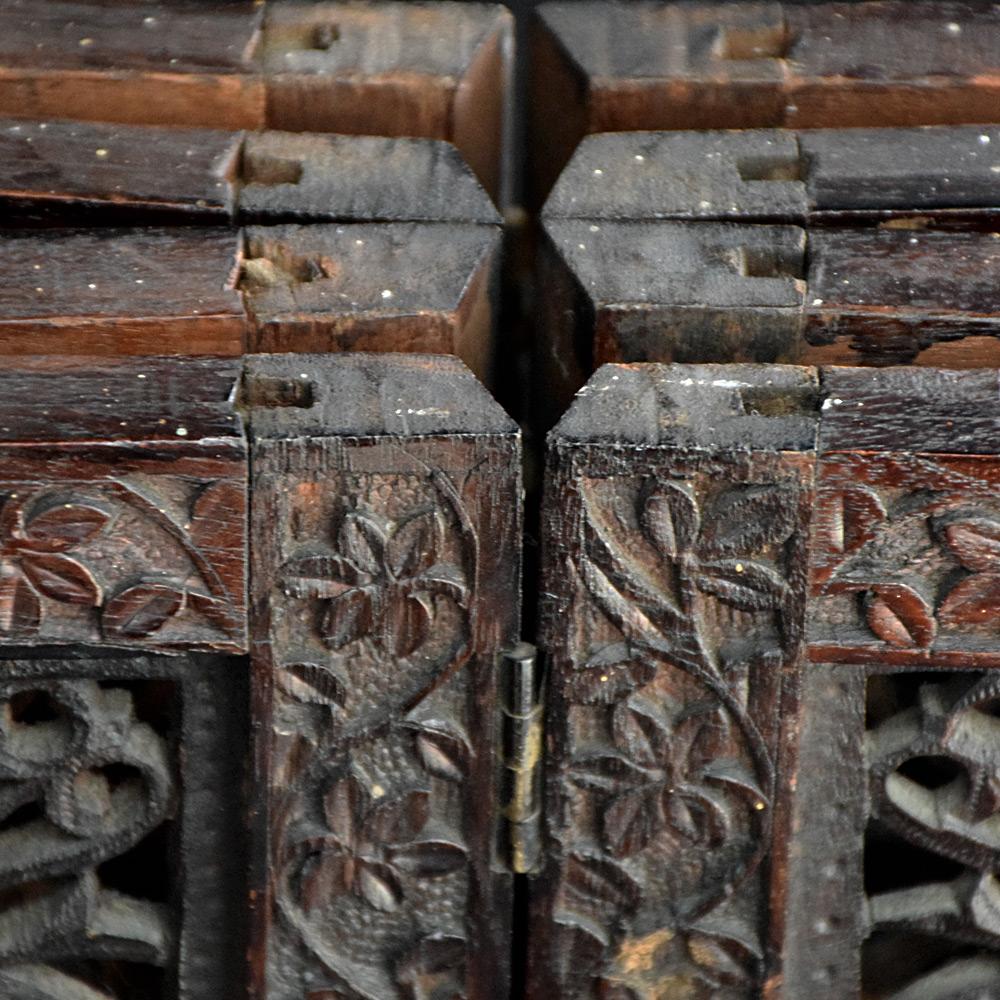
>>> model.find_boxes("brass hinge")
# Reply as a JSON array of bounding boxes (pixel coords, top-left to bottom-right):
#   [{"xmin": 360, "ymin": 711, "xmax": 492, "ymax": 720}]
[{"xmin": 500, "ymin": 643, "xmax": 544, "ymax": 875}]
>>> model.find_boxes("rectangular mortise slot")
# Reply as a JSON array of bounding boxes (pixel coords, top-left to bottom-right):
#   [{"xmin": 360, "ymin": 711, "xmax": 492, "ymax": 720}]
[
  {"xmin": 715, "ymin": 23, "xmax": 792, "ymax": 60},
  {"xmin": 241, "ymin": 151, "xmax": 304, "ymax": 188},
  {"xmin": 736, "ymin": 155, "xmax": 804, "ymax": 183},
  {"xmin": 240, "ymin": 374, "xmax": 315, "ymax": 409},
  {"xmin": 740, "ymin": 384, "xmax": 822, "ymax": 417}
]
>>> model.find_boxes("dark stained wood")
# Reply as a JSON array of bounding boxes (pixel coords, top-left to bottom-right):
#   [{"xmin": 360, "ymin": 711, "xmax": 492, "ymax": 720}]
[
  {"xmin": 533, "ymin": 361, "xmax": 1000, "ymax": 998},
  {"xmin": 244, "ymin": 353, "xmax": 521, "ymax": 1000},
  {"xmin": 531, "ymin": 1, "xmax": 1000, "ymax": 205},
  {"xmin": 0, "ymin": 1, "xmax": 511, "ymax": 201},
  {"xmin": 545, "ymin": 125, "xmax": 1000, "ymax": 225},
  {"xmin": 0, "ymin": 356, "xmax": 247, "ymax": 652},
  {"xmin": 539, "ymin": 220, "xmax": 1000, "ymax": 415},
  {"xmin": 0, "ymin": 120, "xmax": 499, "ymax": 225},
  {"xmin": 0, "ymin": 650, "xmax": 250, "ymax": 1000},
  {"xmin": 530, "ymin": 363, "xmax": 816, "ymax": 998},
  {"xmin": 0, "ymin": 224, "xmax": 501, "ymax": 379}
]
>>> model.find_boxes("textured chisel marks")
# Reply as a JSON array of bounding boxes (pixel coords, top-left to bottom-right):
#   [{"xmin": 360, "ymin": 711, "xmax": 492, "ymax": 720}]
[
  {"xmin": 530, "ymin": 364, "xmax": 816, "ymax": 999},
  {"xmin": 0, "ymin": 652, "xmax": 248, "ymax": 1000},
  {"xmin": 246, "ymin": 354, "xmax": 520, "ymax": 1000},
  {"xmin": 810, "ymin": 369, "xmax": 1000, "ymax": 666},
  {"xmin": 0, "ymin": 357, "xmax": 247, "ymax": 652},
  {"xmin": 240, "ymin": 223, "xmax": 500, "ymax": 381}
]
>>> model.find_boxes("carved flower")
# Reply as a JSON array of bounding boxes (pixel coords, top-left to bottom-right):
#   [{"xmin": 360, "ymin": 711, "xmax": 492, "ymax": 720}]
[
  {"xmin": 640, "ymin": 481, "xmax": 796, "ymax": 613},
  {"xmin": 290, "ymin": 773, "xmax": 467, "ymax": 914},
  {"xmin": 0, "ymin": 494, "xmax": 106, "ymax": 637},
  {"xmin": 569, "ymin": 697, "xmax": 766, "ymax": 859},
  {"xmin": 936, "ymin": 513, "xmax": 1000, "ymax": 630},
  {"xmin": 281, "ymin": 508, "xmax": 467, "ymax": 657}
]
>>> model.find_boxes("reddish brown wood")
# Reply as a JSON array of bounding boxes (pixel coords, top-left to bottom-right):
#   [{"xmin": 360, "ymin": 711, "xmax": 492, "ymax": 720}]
[
  {"xmin": 0, "ymin": 224, "xmax": 501, "ymax": 381},
  {"xmin": 0, "ymin": 355, "xmax": 247, "ymax": 652},
  {"xmin": 0, "ymin": 1, "xmax": 511, "ymax": 200},
  {"xmin": 244, "ymin": 353, "xmax": 522, "ymax": 1000},
  {"xmin": 531, "ymin": 1, "xmax": 1000, "ymax": 204}
]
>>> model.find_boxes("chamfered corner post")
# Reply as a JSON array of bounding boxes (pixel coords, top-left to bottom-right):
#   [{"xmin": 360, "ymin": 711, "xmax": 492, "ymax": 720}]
[
  {"xmin": 529, "ymin": 363, "xmax": 819, "ymax": 997},
  {"xmin": 244, "ymin": 353, "xmax": 522, "ymax": 1000}
]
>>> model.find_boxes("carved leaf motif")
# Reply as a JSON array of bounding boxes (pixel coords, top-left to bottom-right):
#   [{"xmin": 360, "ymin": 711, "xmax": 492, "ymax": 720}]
[
  {"xmin": 277, "ymin": 663, "xmax": 347, "ymax": 708},
  {"xmin": 414, "ymin": 726, "xmax": 470, "ymax": 781},
  {"xmin": 20, "ymin": 552, "xmax": 101, "ymax": 606},
  {"xmin": 568, "ymin": 753, "xmax": 651, "ymax": 794},
  {"xmin": 23, "ymin": 502, "xmax": 110, "ymax": 550},
  {"xmin": 354, "ymin": 860, "xmax": 403, "ymax": 912},
  {"xmin": 641, "ymin": 482, "xmax": 699, "ymax": 558},
  {"xmin": 408, "ymin": 563, "xmax": 467, "ymax": 606},
  {"xmin": 664, "ymin": 788, "xmax": 729, "ymax": 848},
  {"xmin": 686, "ymin": 930, "xmax": 759, "ymax": 987},
  {"xmin": 938, "ymin": 573, "xmax": 1000, "ymax": 628},
  {"xmin": 694, "ymin": 560, "xmax": 791, "ymax": 612},
  {"xmin": 604, "ymin": 788, "xmax": 661, "ymax": 858},
  {"xmin": 323, "ymin": 775, "xmax": 366, "ymax": 845},
  {"xmin": 703, "ymin": 759, "xmax": 768, "ymax": 805},
  {"xmin": 566, "ymin": 644, "xmax": 656, "ymax": 706},
  {"xmin": 942, "ymin": 517, "xmax": 1000, "ymax": 573},
  {"xmin": 321, "ymin": 588, "xmax": 372, "ymax": 649},
  {"xmin": 0, "ymin": 573, "xmax": 40, "ymax": 635},
  {"xmin": 613, "ymin": 698, "xmax": 671, "ymax": 769},
  {"xmin": 828, "ymin": 486, "xmax": 886, "ymax": 554},
  {"xmin": 190, "ymin": 481, "xmax": 240, "ymax": 548},
  {"xmin": 864, "ymin": 585, "xmax": 936, "ymax": 648},
  {"xmin": 337, "ymin": 513, "xmax": 385, "ymax": 577},
  {"xmin": 366, "ymin": 789, "xmax": 430, "ymax": 844},
  {"xmin": 282, "ymin": 555, "xmax": 360, "ymax": 597},
  {"xmin": 580, "ymin": 557, "xmax": 673, "ymax": 645},
  {"xmin": 103, "ymin": 582, "xmax": 184, "ymax": 638},
  {"xmin": 186, "ymin": 590, "xmax": 242, "ymax": 636},
  {"xmin": 387, "ymin": 509, "xmax": 440, "ymax": 578},
  {"xmin": 388, "ymin": 839, "xmax": 467, "ymax": 876},
  {"xmin": 698, "ymin": 486, "xmax": 797, "ymax": 555},
  {"xmin": 563, "ymin": 852, "xmax": 641, "ymax": 914},
  {"xmin": 384, "ymin": 593, "xmax": 431, "ymax": 658}
]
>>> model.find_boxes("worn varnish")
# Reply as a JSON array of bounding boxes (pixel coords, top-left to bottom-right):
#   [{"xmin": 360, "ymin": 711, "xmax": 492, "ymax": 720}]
[
  {"xmin": 531, "ymin": 1, "xmax": 1000, "ymax": 203},
  {"xmin": 538, "ymin": 219, "xmax": 1000, "ymax": 420},
  {"xmin": 244, "ymin": 353, "xmax": 522, "ymax": 1000},
  {"xmin": 546, "ymin": 126, "xmax": 1000, "ymax": 226},
  {"xmin": 0, "ymin": 0, "xmax": 511, "ymax": 200},
  {"xmin": 0, "ymin": 120, "xmax": 500, "ymax": 225},
  {"xmin": 0, "ymin": 224, "xmax": 502, "ymax": 381},
  {"xmin": 530, "ymin": 363, "xmax": 1000, "ymax": 999}
]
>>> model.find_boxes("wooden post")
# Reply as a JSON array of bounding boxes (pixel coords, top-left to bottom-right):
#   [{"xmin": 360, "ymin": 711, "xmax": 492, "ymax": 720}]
[
  {"xmin": 530, "ymin": 363, "xmax": 817, "ymax": 997},
  {"xmin": 244, "ymin": 353, "xmax": 522, "ymax": 1000}
]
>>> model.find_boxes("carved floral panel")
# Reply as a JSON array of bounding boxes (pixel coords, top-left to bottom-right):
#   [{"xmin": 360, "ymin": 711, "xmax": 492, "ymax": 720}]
[
  {"xmin": 810, "ymin": 455, "xmax": 1000, "ymax": 662},
  {"xmin": 0, "ymin": 479, "xmax": 245, "ymax": 652},
  {"xmin": 536, "ymin": 458, "xmax": 810, "ymax": 1000},
  {"xmin": 257, "ymin": 438, "xmax": 516, "ymax": 1000}
]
